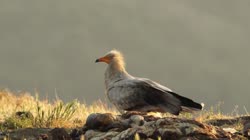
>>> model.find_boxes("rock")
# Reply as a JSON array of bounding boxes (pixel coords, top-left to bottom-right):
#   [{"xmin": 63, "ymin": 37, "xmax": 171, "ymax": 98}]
[
  {"xmin": 91, "ymin": 131, "xmax": 119, "ymax": 140},
  {"xmin": 48, "ymin": 128, "xmax": 71, "ymax": 140},
  {"xmin": 206, "ymin": 116, "xmax": 250, "ymax": 127},
  {"xmin": 206, "ymin": 118, "xmax": 238, "ymax": 126},
  {"xmin": 179, "ymin": 137, "xmax": 199, "ymax": 140},
  {"xmin": 112, "ymin": 128, "xmax": 138, "ymax": 140},
  {"xmin": 120, "ymin": 118, "xmax": 130, "ymax": 127},
  {"xmin": 121, "ymin": 111, "xmax": 147, "ymax": 119},
  {"xmin": 85, "ymin": 113, "xmax": 117, "ymax": 131},
  {"xmin": 82, "ymin": 113, "xmax": 249, "ymax": 140},
  {"xmin": 243, "ymin": 121, "xmax": 250, "ymax": 138},
  {"xmin": 0, "ymin": 132, "xmax": 7, "ymax": 140},
  {"xmin": 70, "ymin": 128, "xmax": 87, "ymax": 140},
  {"xmin": 137, "ymin": 128, "xmax": 155, "ymax": 138},
  {"xmin": 39, "ymin": 134, "xmax": 49, "ymax": 140},
  {"xmin": 239, "ymin": 116, "xmax": 250, "ymax": 122},
  {"xmin": 129, "ymin": 115, "xmax": 144, "ymax": 126},
  {"xmin": 145, "ymin": 138, "xmax": 155, "ymax": 140},
  {"xmin": 8, "ymin": 128, "xmax": 50, "ymax": 140},
  {"xmin": 144, "ymin": 121, "xmax": 155, "ymax": 128},
  {"xmin": 222, "ymin": 127, "xmax": 237, "ymax": 134},
  {"xmin": 177, "ymin": 123, "xmax": 199, "ymax": 135},
  {"xmin": 84, "ymin": 130, "xmax": 103, "ymax": 139},
  {"xmin": 107, "ymin": 120, "xmax": 130, "ymax": 132},
  {"xmin": 155, "ymin": 118, "xmax": 170, "ymax": 127}
]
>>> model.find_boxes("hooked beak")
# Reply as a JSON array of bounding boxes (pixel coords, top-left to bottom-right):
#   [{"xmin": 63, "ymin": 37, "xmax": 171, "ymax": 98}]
[
  {"xmin": 95, "ymin": 56, "xmax": 110, "ymax": 64},
  {"xmin": 95, "ymin": 59, "xmax": 100, "ymax": 63}
]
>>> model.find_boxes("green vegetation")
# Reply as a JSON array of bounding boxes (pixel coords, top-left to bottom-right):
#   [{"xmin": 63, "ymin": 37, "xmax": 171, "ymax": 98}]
[{"xmin": 34, "ymin": 100, "xmax": 77, "ymax": 128}]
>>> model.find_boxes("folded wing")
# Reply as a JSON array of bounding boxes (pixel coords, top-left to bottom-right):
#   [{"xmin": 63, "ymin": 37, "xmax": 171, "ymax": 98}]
[{"xmin": 108, "ymin": 78, "xmax": 203, "ymax": 115}]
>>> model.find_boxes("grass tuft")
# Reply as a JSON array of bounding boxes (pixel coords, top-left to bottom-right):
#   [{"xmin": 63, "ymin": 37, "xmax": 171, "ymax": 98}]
[
  {"xmin": 0, "ymin": 89, "xmax": 117, "ymax": 129},
  {"xmin": 34, "ymin": 100, "xmax": 78, "ymax": 128}
]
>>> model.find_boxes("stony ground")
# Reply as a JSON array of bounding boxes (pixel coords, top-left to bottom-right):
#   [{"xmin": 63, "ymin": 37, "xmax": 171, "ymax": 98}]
[
  {"xmin": 1, "ymin": 112, "xmax": 250, "ymax": 140},
  {"xmin": 0, "ymin": 91, "xmax": 249, "ymax": 140}
]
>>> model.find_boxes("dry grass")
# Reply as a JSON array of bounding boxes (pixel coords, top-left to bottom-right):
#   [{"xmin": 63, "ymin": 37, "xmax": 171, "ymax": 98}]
[
  {"xmin": 0, "ymin": 89, "xmax": 117, "ymax": 129},
  {"xmin": 0, "ymin": 89, "xmax": 246, "ymax": 130}
]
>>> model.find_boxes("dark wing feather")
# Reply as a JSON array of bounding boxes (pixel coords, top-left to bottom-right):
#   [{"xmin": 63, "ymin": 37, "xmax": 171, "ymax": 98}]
[
  {"xmin": 114, "ymin": 79, "xmax": 183, "ymax": 115},
  {"xmin": 141, "ymin": 78, "xmax": 203, "ymax": 111},
  {"xmin": 167, "ymin": 91, "xmax": 203, "ymax": 110}
]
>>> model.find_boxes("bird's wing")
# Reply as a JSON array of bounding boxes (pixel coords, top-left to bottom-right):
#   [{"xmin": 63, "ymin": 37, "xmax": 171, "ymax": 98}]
[
  {"xmin": 109, "ymin": 78, "xmax": 183, "ymax": 115},
  {"xmin": 140, "ymin": 78, "xmax": 203, "ymax": 111}
]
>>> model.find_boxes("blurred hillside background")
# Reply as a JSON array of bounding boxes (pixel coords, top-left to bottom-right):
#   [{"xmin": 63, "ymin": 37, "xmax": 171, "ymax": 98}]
[{"xmin": 0, "ymin": 0, "xmax": 249, "ymax": 113}]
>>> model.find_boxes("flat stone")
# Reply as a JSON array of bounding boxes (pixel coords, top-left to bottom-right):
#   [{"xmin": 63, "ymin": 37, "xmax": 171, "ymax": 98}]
[{"xmin": 85, "ymin": 113, "xmax": 116, "ymax": 131}]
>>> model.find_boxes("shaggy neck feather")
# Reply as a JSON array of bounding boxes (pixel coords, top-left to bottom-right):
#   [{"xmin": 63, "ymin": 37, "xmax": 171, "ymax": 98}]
[{"xmin": 104, "ymin": 58, "xmax": 130, "ymax": 88}]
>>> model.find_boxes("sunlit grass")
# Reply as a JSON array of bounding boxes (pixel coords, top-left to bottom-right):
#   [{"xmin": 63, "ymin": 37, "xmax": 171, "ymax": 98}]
[
  {"xmin": 0, "ymin": 89, "xmax": 247, "ymax": 130},
  {"xmin": 0, "ymin": 89, "xmax": 117, "ymax": 129}
]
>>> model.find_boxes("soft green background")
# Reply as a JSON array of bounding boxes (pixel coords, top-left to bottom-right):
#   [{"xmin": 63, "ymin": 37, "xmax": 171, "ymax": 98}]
[{"xmin": 0, "ymin": 0, "xmax": 249, "ymax": 113}]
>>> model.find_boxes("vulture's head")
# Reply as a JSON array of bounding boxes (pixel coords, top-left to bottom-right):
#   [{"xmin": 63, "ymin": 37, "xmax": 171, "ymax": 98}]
[
  {"xmin": 95, "ymin": 49, "xmax": 126, "ymax": 71},
  {"xmin": 95, "ymin": 49, "xmax": 125, "ymax": 64}
]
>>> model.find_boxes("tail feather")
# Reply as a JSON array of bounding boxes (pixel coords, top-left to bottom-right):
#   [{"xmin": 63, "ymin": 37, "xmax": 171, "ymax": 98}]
[{"xmin": 168, "ymin": 91, "xmax": 204, "ymax": 111}]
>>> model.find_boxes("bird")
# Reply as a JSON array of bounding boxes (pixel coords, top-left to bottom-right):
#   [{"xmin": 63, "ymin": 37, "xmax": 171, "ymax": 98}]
[{"xmin": 95, "ymin": 49, "xmax": 204, "ymax": 115}]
